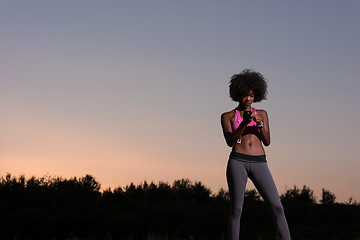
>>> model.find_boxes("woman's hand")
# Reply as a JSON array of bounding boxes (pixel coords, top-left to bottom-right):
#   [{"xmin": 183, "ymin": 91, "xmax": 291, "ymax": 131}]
[
  {"xmin": 241, "ymin": 110, "xmax": 254, "ymax": 126},
  {"xmin": 254, "ymin": 110, "xmax": 270, "ymax": 146},
  {"xmin": 253, "ymin": 114, "xmax": 263, "ymax": 126}
]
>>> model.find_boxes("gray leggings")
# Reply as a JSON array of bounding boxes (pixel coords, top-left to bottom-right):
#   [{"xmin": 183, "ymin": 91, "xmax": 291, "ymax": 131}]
[{"xmin": 226, "ymin": 156, "xmax": 291, "ymax": 240}]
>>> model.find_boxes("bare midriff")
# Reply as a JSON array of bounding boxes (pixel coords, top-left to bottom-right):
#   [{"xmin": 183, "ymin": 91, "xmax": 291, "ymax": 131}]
[{"xmin": 232, "ymin": 134, "xmax": 265, "ymax": 156}]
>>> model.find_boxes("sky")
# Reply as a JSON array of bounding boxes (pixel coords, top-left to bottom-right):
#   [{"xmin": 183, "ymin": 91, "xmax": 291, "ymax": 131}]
[{"xmin": 1, "ymin": 1, "xmax": 359, "ymax": 203}]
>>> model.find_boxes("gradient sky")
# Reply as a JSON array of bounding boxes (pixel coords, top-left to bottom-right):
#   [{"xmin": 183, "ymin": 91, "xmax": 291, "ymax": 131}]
[{"xmin": 1, "ymin": 1, "xmax": 359, "ymax": 202}]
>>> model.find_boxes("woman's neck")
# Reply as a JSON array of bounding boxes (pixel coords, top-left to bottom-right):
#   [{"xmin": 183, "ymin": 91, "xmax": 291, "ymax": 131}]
[{"xmin": 236, "ymin": 105, "xmax": 252, "ymax": 111}]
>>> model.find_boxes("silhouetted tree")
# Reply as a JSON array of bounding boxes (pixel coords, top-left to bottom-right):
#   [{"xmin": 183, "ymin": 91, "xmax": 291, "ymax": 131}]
[
  {"xmin": 192, "ymin": 181, "xmax": 212, "ymax": 200},
  {"xmin": 244, "ymin": 189, "xmax": 261, "ymax": 201},
  {"xmin": 281, "ymin": 185, "xmax": 316, "ymax": 204},
  {"xmin": 320, "ymin": 188, "xmax": 336, "ymax": 205},
  {"xmin": 172, "ymin": 178, "xmax": 193, "ymax": 199},
  {"xmin": 215, "ymin": 188, "xmax": 229, "ymax": 200},
  {"xmin": 79, "ymin": 174, "xmax": 101, "ymax": 192}
]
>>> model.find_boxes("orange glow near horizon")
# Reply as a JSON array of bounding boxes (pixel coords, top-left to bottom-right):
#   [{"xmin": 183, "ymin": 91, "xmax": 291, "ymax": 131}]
[{"xmin": 1, "ymin": 151, "xmax": 358, "ymax": 203}]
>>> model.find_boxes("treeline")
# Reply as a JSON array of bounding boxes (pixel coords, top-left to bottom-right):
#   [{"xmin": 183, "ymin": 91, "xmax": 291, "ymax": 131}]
[{"xmin": 0, "ymin": 174, "xmax": 359, "ymax": 240}]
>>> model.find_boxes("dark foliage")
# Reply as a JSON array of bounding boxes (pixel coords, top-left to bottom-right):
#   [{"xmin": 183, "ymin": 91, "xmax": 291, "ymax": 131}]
[
  {"xmin": 0, "ymin": 173, "xmax": 359, "ymax": 240},
  {"xmin": 320, "ymin": 188, "xmax": 336, "ymax": 205},
  {"xmin": 280, "ymin": 185, "xmax": 316, "ymax": 204}
]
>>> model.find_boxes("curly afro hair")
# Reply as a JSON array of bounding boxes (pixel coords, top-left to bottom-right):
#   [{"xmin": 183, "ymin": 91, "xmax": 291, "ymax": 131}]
[{"xmin": 229, "ymin": 69, "xmax": 268, "ymax": 102}]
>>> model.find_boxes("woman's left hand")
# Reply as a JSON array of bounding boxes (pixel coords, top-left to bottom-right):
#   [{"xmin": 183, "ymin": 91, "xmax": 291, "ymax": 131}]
[{"xmin": 253, "ymin": 114, "xmax": 263, "ymax": 125}]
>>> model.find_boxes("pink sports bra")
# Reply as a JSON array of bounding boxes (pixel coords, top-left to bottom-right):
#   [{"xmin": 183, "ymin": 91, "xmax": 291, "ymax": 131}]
[{"xmin": 232, "ymin": 108, "xmax": 259, "ymax": 133}]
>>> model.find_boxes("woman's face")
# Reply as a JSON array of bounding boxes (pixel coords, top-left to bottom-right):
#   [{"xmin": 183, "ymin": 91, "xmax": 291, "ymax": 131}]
[{"xmin": 240, "ymin": 90, "xmax": 255, "ymax": 108}]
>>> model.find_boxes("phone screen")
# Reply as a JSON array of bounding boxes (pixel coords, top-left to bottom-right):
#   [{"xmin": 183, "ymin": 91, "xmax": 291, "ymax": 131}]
[{"xmin": 244, "ymin": 110, "xmax": 252, "ymax": 116}]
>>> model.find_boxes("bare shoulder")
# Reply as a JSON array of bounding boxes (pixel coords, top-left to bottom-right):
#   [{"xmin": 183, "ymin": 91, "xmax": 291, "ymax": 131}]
[
  {"xmin": 221, "ymin": 110, "xmax": 235, "ymax": 120},
  {"xmin": 255, "ymin": 109, "xmax": 268, "ymax": 118},
  {"xmin": 221, "ymin": 110, "xmax": 236, "ymax": 133}
]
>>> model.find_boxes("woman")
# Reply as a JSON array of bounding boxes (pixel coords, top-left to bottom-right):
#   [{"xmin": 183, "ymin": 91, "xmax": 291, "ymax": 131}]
[{"xmin": 221, "ymin": 69, "xmax": 291, "ymax": 240}]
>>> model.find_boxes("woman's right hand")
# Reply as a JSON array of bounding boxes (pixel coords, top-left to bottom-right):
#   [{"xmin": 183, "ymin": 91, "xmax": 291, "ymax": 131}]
[{"xmin": 241, "ymin": 111, "xmax": 254, "ymax": 126}]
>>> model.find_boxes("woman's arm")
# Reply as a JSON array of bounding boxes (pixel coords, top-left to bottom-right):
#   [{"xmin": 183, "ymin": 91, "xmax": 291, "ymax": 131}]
[
  {"xmin": 254, "ymin": 110, "xmax": 271, "ymax": 146},
  {"xmin": 221, "ymin": 112, "xmax": 248, "ymax": 147}
]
